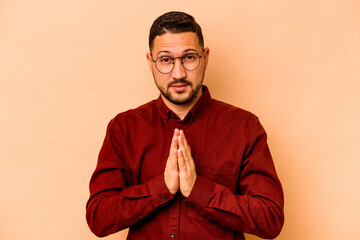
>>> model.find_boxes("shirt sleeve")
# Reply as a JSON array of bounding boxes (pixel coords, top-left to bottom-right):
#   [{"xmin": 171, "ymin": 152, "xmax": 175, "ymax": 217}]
[
  {"xmin": 185, "ymin": 118, "xmax": 284, "ymax": 239},
  {"xmin": 86, "ymin": 119, "xmax": 174, "ymax": 237}
]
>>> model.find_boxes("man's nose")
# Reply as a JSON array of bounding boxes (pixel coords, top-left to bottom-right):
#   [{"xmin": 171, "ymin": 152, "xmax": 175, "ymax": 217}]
[{"xmin": 171, "ymin": 58, "xmax": 186, "ymax": 80}]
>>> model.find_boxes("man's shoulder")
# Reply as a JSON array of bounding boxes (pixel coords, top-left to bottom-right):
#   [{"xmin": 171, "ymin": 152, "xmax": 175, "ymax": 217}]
[
  {"xmin": 124, "ymin": 99, "xmax": 158, "ymax": 116},
  {"xmin": 210, "ymin": 98, "xmax": 258, "ymax": 120},
  {"xmin": 110, "ymin": 99, "xmax": 158, "ymax": 126}
]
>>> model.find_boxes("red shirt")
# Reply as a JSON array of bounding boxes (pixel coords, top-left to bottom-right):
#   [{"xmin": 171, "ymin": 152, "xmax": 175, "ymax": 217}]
[{"xmin": 86, "ymin": 86, "xmax": 284, "ymax": 240}]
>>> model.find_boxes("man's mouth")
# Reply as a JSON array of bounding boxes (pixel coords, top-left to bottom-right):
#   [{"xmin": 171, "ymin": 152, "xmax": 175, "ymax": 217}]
[{"xmin": 170, "ymin": 83, "xmax": 188, "ymax": 92}]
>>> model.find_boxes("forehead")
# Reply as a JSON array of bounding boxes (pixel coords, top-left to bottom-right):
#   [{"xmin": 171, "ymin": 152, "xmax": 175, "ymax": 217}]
[{"xmin": 152, "ymin": 32, "xmax": 201, "ymax": 55}]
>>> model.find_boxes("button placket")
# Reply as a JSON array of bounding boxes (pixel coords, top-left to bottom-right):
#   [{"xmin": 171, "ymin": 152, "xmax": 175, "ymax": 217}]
[{"xmin": 168, "ymin": 196, "xmax": 180, "ymax": 240}]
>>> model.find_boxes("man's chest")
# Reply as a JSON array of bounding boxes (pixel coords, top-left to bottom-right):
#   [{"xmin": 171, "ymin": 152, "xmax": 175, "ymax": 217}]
[{"xmin": 120, "ymin": 122, "xmax": 247, "ymax": 192}]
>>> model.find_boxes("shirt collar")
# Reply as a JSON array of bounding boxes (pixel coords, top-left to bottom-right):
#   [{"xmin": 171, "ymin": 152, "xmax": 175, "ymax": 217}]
[{"xmin": 156, "ymin": 85, "xmax": 213, "ymax": 122}]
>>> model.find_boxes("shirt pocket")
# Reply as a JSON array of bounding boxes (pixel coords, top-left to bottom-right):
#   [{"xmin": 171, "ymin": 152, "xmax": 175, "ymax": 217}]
[
  {"xmin": 197, "ymin": 165, "xmax": 238, "ymax": 192},
  {"xmin": 187, "ymin": 166, "xmax": 238, "ymax": 223}
]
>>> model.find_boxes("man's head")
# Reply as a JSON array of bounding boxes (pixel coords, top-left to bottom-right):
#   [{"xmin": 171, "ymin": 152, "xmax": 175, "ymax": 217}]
[
  {"xmin": 149, "ymin": 11, "xmax": 204, "ymax": 52},
  {"xmin": 147, "ymin": 11, "xmax": 209, "ymax": 107}
]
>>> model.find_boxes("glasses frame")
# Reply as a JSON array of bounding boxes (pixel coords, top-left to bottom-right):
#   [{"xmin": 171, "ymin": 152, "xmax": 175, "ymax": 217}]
[{"xmin": 151, "ymin": 51, "xmax": 203, "ymax": 74}]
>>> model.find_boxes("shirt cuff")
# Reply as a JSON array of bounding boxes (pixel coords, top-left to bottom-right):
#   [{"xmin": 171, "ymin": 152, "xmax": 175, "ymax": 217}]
[
  {"xmin": 148, "ymin": 173, "xmax": 175, "ymax": 206},
  {"xmin": 185, "ymin": 176, "xmax": 214, "ymax": 212}
]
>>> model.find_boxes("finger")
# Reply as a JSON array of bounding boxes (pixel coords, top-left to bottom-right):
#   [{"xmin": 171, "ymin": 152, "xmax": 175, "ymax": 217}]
[
  {"xmin": 169, "ymin": 129, "xmax": 179, "ymax": 154},
  {"xmin": 179, "ymin": 130, "xmax": 189, "ymax": 148},
  {"xmin": 168, "ymin": 146, "xmax": 178, "ymax": 171},
  {"xmin": 179, "ymin": 131, "xmax": 191, "ymax": 163},
  {"xmin": 180, "ymin": 131, "xmax": 192, "ymax": 156},
  {"xmin": 172, "ymin": 130, "xmax": 180, "ymax": 167},
  {"xmin": 167, "ymin": 129, "xmax": 179, "ymax": 171},
  {"xmin": 174, "ymin": 128, "xmax": 180, "ymax": 136},
  {"xmin": 178, "ymin": 135, "xmax": 186, "ymax": 166},
  {"xmin": 178, "ymin": 132, "xmax": 186, "ymax": 152},
  {"xmin": 177, "ymin": 148, "xmax": 186, "ymax": 171},
  {"xmin": 171, "ymin": 148, "xmax": 178, "ymax": 169}
]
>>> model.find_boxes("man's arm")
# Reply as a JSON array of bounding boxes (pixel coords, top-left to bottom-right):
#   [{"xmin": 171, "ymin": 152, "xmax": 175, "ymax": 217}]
[
  {"xmin": 86, "ymin": 119, "xmax": 174, "ymax": 237},
  {"xmin": 182, "ymin": 118, "xmax": 284, "ymax": 239}
]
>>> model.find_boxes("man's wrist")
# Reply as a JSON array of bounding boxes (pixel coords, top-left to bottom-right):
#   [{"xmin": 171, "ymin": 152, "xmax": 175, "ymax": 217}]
[
  {"xmin": 185, "ymin": 176, "xmax": 213, "ymax": 209},
  {"xmin": 149, "ymin": 174, "xmax": 176, "ymax": 205}
]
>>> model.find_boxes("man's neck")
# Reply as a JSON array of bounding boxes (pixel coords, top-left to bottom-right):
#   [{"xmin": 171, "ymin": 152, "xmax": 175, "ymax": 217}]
[{"xmin": 161, "ymin": 87, "xmax": 203, "ymax": 120}]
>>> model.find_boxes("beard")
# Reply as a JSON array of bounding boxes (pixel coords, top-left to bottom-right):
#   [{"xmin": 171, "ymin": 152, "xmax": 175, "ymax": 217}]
[
  {"xmin": 161, "ymin": 80, "xmax": 198, "ymax": 105},
  {"xmin": 155, "ymin": 80, "xmax": 203, "ymax": 105},
  {"xmin": 153, "ymin": 70, "xmax": 205, "ymax": 106}
]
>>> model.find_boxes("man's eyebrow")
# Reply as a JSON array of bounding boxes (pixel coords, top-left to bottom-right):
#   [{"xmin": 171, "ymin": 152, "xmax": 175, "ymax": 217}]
[
  {"xmin": 156, "ymin": 51, "xmax": 171, "ymax": 56},
  {"xmin": 156, "ymin": 49, "xmax": 199, "ymax": 56},
  {"xmin": 183, "ymin": 49, "xmax": 198, "ymax": 53}
]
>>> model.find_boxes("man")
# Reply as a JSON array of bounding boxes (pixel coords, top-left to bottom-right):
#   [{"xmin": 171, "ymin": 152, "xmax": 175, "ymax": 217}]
[{"xmin": 86, "ymin": 11, "xmax": 284, "ymax": 240}]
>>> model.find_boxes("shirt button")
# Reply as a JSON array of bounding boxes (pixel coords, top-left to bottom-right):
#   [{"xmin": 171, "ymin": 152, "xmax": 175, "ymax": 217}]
[
  {"xmin": 161, "ymin": 196, "xmax": 166, "ymax": 202},
  {"xmin": 189, "ymin": 203, "xmax": 195, "ymax": 207},
  {"xmin": 170, "ymin": 232, "xmax": 176, "ymax": 238},
  {"xmin": 137, "ymin": 215, "xmax": 143, "ymax": 219}
]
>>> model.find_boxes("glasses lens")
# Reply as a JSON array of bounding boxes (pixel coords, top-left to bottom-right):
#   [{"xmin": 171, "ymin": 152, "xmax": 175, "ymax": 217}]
[
  {"xmin": 154, "ymin": 53, "xmax": 202, "ymax": 73},
  {"xmin": 156, "ymin": 56, "xmax": 174, "ymax": 73},
  {"xmin": 182, "ymin": 53, "xmax": 200, "ymax": 71}
]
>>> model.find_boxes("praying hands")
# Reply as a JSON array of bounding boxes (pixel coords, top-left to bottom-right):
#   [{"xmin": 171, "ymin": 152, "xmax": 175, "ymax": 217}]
[{"xmin": 164, "ymin": 129, "xmax": 197, "ymax": 197}]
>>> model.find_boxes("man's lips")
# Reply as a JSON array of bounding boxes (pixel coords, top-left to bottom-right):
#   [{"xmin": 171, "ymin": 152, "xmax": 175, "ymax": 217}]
[{"xmin": 170, "ymin": 83, "xmax": 188, "ymax": 92}]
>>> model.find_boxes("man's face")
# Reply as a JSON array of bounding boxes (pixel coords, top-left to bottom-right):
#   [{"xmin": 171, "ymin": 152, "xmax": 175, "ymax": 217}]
[{"xmin": 147, "ymin": 32, "xmax": 209, "ymax": 106}]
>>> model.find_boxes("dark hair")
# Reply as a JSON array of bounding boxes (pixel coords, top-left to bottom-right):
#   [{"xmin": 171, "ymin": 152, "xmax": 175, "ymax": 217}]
[{"xmin": 149, "ymin": 11, "xmax": 204, "ymax": 51}]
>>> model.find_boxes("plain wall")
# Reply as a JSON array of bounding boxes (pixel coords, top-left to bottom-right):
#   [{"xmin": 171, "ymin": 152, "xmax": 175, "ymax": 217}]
[{"xmin": 1, "ymin": 0, "xmax": 359, "ymax": 239}]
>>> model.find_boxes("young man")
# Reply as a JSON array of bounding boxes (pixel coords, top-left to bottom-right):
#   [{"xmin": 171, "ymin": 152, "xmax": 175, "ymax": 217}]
[{"xmin": 86, "ymin": 11, "xmax": 284, "ymax": 240}]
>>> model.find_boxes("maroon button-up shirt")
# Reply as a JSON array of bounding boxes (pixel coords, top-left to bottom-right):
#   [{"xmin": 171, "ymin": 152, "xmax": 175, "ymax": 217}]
[{"xmin": 86, "ymin": 86, "xmax": 284, "ymax": 239}]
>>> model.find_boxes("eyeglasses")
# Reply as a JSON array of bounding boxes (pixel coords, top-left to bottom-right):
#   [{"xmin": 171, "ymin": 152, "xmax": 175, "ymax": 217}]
[{"xmin": 152, "ymin": 52, "xmax": 203, "ymax": 74}]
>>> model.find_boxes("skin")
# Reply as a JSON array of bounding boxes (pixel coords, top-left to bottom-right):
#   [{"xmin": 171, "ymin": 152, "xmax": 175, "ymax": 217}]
[
  {"xmin": 165, "ymin": 129, "xmax": 197, "ymax": 197},
  {"xmin": 146, "ymin": 32, "xmax": 209, "ymax": 120},
  {"xmin": 146, "ymin": 32, "xmax": 210, "ymax": 197}
]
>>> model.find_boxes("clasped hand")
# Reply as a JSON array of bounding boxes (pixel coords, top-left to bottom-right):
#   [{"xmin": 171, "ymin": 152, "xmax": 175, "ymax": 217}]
[{"xmin": 164, "ymin": 129, "xmax": 197, "ymax": 197}]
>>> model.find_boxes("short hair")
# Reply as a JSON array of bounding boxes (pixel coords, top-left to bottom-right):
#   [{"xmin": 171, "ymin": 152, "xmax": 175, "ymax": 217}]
[{"xmin": 149, "ymin": 11, "xmax": 204, "ymax": 51}]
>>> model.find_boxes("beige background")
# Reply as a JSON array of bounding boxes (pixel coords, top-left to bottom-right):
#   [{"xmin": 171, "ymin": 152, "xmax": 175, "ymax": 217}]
[{"xmin": 1, "ymin": 0, "xmax": 359, "ymax": 239}]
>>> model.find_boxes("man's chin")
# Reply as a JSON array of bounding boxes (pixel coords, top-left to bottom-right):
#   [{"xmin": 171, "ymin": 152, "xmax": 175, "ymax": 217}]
[{"xmin": 164, "ymin": 92, "xmax": 194, "ymax": 105}]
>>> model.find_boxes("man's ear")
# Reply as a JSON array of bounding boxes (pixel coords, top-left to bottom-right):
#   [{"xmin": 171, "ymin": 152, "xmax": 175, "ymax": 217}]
[
  {"xmin": 146, "ymin": 53, "xmax": 154, "ymax": 74},
  {"xmin": 203, "ymin": 47, "xmax": 210, "ymax": 70}
]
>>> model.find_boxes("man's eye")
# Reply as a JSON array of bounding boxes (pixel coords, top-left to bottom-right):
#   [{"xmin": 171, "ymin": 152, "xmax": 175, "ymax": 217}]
[
  {"xmin": 160, "ymin": 57, "xmax": 172, "ymax": 63},
  {"xmin": 184, "ymin": 54, "xmax": 196, "ymax": 60}
]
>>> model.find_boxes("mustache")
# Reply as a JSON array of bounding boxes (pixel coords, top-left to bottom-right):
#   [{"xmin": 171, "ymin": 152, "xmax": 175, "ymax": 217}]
[{"xmin": 167, "ymin": 79, "xmax": 192, "ymax": 88}]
